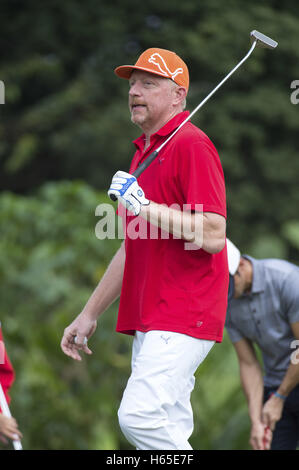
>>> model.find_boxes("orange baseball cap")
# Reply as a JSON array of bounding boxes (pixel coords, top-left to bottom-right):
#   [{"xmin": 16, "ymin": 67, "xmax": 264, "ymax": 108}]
[{"xmin": 114, "ymin": 48, "xmax": 189, "ymax": 92}]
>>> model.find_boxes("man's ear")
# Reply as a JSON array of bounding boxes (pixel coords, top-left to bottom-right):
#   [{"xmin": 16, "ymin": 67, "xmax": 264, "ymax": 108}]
[{"xmin": 173, "ymin": 86, "xmax": 187, "ymax": 106}]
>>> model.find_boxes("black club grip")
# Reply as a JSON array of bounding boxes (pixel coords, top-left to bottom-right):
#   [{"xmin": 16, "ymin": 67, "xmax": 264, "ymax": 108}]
[{"xmin": 132, "ymin": 150, "xmax": 159, "ymax": 178}]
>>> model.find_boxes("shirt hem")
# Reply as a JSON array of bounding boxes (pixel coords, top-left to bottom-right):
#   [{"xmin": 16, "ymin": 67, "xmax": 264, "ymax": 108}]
[{"xmin": 116, "ymin": 324, "xmax": 223, "ymax": 343}]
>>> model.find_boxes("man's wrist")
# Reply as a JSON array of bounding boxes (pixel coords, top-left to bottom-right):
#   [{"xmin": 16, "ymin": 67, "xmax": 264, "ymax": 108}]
[
  {"xmin": 80, "ymin": 309, "xmax": 99, "ymax": 322},
  {"xmin": 273, "ymin": 390, "xmax": 288, "ymax": 401},
  {"xmin": 249, "ymin": 404, "xmax": 264, "ymax": 426},
  {"xmin": 250, "ymin": 419, "xmax": 261, "ymax": 427}
]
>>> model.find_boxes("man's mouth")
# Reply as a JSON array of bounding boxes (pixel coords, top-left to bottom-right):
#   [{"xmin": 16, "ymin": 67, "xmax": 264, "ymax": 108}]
[{"xmin": 131, "ymin": 104, "xmax": 146, "ymax": 111}]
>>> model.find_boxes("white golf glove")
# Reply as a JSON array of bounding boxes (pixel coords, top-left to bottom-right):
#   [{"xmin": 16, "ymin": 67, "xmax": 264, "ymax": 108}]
[{"xmin": 108, "ymin": 170, "xmax": 150, "ymax": 216}]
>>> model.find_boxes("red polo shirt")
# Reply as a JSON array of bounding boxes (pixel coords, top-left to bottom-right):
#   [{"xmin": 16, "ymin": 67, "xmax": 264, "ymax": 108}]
[
  {"xmin": 116, "ymin": 111, "xmax": 228, "ymax": 342},
  {"xmin": 0, "ymin": 325, "xmax": 15, "ymax": 412}
]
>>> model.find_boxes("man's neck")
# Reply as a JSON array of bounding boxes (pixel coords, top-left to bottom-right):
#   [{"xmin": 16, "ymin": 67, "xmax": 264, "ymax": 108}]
[{"xmin": 142, "ymin": 108, "xmax": 183, "ymax": 150}]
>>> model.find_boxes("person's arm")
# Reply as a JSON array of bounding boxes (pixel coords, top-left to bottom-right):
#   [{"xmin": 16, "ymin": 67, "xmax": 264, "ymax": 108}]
[
  {"xmin": 139, "ymin": 202, "xmax": 226, "ymax": 253},
  {"xmin": 234, "ymin": 338, "xmax": 271, "ymax": 450},
  {"xmin": 61, "ymin": 241, "xmax": 126, "ymax": 361},
  {"xmin": 278, "ymin": 321, "xmax": 299, "ymax": 396},
  {"xmin": 80, "ymin": 240, "xmax": 126, "ymax": 321},
  {"xmin": 262, "ymin": 321, "xmax": 299, "ymax": 431}
]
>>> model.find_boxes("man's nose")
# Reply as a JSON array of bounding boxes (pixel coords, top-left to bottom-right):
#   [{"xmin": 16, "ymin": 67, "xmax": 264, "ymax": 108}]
[{"xmin": 129, "ymin": 81, "xmax": 141, "ymax": 96}]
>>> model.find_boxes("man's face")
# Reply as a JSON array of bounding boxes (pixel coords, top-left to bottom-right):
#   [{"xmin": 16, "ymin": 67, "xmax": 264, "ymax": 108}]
[
  {"xmin": 233, "ymin": 258, "xmax": 252, "ymax": 299},
  {"xmin": 233, "ymin": 270, "xmax": 247, "ymax": 299},
  {"xmin": 128, "ymin": 70, "xmax": 179, "ymax": 132}
]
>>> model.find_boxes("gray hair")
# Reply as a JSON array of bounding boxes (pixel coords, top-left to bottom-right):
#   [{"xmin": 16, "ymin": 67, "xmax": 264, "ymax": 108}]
[{"xmin": 168, "ymin": 79, "xmax": 187, "ymax": 110}]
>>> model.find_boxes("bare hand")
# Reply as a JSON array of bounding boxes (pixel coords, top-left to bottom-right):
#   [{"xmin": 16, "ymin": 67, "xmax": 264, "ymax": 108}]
[
  {"xmin": 0, "ymin": 414, "xmax": 23, "ymax": 442},
  {"xmin": 61, "ymin": 314, "xmax": 97, "ymax": 361},
  {"xmin": 262, "ymin": 394, "xmax": 284, "ymax": 431}
]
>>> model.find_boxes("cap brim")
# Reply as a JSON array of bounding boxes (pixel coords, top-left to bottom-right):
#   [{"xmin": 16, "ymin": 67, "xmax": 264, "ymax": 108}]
[
  {"xmin": 114, "ymin": 65, "xmax": 173, "ymax": 80},
  {"xmin": 226, "ymin": 239, "xmax": 241, "ymax": 275}
]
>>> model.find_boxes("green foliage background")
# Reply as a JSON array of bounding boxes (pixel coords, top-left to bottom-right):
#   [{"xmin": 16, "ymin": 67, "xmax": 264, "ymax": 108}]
[{"xmin": 0, "ymin": 0, "xmax": 298, "ymax": 450}]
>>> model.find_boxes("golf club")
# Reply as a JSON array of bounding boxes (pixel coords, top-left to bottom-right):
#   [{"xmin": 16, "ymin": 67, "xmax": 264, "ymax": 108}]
[
  {"xmin": 109, "ymin": 30, "xmax": 277, "ymax": 201},
  {"xmin": 263, "ymin": 425, "xmax": 271, "ymax": 450},
  {"xmin": 0, "ymin": 382, "xmax": 22, "ymax": 450}
]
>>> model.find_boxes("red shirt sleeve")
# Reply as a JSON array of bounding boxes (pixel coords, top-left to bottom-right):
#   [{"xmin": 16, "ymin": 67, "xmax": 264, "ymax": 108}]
[
  {"xmin": 178, "ymin": 138, "xmax": 227, "ymax": 217},
  {"xmin": 0, "ymin": 327, "xmax": 15, "ymax": 411}
]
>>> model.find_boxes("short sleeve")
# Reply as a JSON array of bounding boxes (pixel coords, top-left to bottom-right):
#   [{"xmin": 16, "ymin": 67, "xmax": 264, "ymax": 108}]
[
  {"xmin": 225, "ymin": 308, "xmax": 244, "ymax": 343},
  {"xmin": 0, "ymin": 327, "xmax": 15, "ymax": 408},
  {"xmin": 179, "ymin": 139, "xmax": 226, "ymax": 217}
]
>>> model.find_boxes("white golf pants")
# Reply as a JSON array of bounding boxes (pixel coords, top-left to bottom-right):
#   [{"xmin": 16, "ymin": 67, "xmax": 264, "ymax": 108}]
[{"xmin": 118, "ymin": 330, "xmax": 214, "ymax": 450}]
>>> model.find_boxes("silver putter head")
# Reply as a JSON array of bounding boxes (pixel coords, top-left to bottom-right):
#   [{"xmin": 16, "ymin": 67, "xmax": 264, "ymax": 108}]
[{"xmin": 250, "ymin": 30, "xmax": 278, "ymax": 49}]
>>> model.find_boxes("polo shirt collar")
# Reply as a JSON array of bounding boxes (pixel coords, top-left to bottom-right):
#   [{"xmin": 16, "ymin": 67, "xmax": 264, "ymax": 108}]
[
  {"xmin": 243, "ymin": 255, "xmax": 266, "ymax": 294},
  {"xmin": 133, "ymin": 111, "xmax": 190, "ymax": 150}
]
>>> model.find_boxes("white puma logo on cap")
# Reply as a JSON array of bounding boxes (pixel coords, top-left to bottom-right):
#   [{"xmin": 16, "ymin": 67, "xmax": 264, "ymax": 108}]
[{"xmin": 148, "ymin": 53, "xmax": 183, "ymax": 80}]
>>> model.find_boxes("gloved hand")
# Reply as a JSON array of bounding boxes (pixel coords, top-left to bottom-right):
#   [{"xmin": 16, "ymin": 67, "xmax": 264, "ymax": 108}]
[{"xmin": 108, "ymin": 170, "xmax": 150, "ymax": 216}]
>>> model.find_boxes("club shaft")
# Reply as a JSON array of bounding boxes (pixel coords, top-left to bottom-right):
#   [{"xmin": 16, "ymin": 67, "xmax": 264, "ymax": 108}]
[
  {"xmin": 0, "ymin": 383, "xmax": 23, "ymax": 450},
  {"xmin": 156, "ymin": 40, "xmax": 257, "ymax": 155}
]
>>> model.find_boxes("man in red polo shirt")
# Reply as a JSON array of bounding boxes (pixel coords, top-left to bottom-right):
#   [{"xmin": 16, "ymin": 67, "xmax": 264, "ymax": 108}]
[
  {"xmin": 0, "ymin": 323, "xmax": 22, "ymax": 444},
  {"xmin": 61, "ymin": 48, "xmax": 228, "ymax": 450}
]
